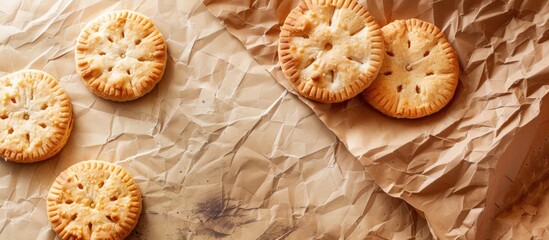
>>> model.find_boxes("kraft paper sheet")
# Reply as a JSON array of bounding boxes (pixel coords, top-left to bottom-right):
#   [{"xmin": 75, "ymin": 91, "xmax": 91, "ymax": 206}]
[
  {"xmin": 0, "ymin": 0, "xmax": 433, "ymax": 239},
  {"xmin": 204, "ymin": 0, "xmax": 549, "ymax": 239}
]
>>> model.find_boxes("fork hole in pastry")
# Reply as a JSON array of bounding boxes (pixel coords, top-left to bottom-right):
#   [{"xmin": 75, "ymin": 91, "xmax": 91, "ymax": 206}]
[
  {"xmin": 311, "ymin": 73, "xmax": 321, "ymax": 82},
  {"xmin": 98, "ymin": 181, "xmax": 104, "ymax": 188},
  {"xmin": 39, "ymin": 123, "xmax": 47, "ymax": 128},
  {"xmin": 293, "ymin": 31, "xmax": 310, "ymax": 39},
  {"xmin": 324, "ymin": 43, "xmax": 333, "ymax": 50},
  {"xmin": 78, "ymin": 183, "xmax": 83, "ymax": 189},
  {"xmin": 386, "ymin": 51, "xmax": 394, "ymax": 57},
  {"xmin": 120, "ymin": 52, "xmax": 126, "ymax": 58},
  {"xmin": 99, "ymin": 51, "xmax": 106, "ymax": 56},
  {"xmin": 71, "ymin": 213, "xmax": 77, "ymax": 221},
  {"xmin": 107, "ymin": 36, "xmax": 113, "ymax": 42},
  {"xmin": 424, "ymin": 50, "xmax": 430, "ymax": 57},
  {"xmin": 10, "ymin": 98, "xmax": 16, "ymax": 104},
  {"xmin": 90, "ymin": 201, "xmax": 95, "ymax": 208},
  {"xmin": 25, "ymin": 133, "xmax": 30, "ymax": 142},
  {"xmin": 407, "ymin": 40, "xmax": 411, "ymax": 48},
  {"xmin": 106, "ymin": 215, "xmax": 118, "ymax": 223},
  {"xmin": 346, "ymin": 56, "xmax": 363, "ymax": 64},
  {"xmin": 126, "ymin": 69, "xmax": 131, "ymax": 75},
  {"xmin": 384, "ymin": 71, "xmax": 392, "ymax": 76},
  {"xmin": 137, "ymin": 56, "xmax": 146, "ymax": 62},
  {"xmin": 110, "ymin": 196, "xmax": 118, "ymax": 201},
  {"xmin": 0, "ymin": 114, "xmax": 7, "ymax": 119},
  {"xmin": 416, "ymin": 85, "xmax": 421, "ymax": 94},
  {"xmin": 108, "ymin": 67, "xmax": 113, "ymax": 72},
  {"xmin": 88, "ymin": 223, "xmax": 93, "ymax": 230},
  {"xmin": 121, "ymin": 30, "xmax": 125, "ymax": 39},
  {"xmin": 65, "ymin": 199, "xmax": 74, "ymax": 204},
  {"xmin": 135, "ymin": 39, "xmax": 141, "ymax": 45},
  {"xmin": 329, "ymin": 69, "xmax": 335, "ymax": 83},
  {"xmin": 7, "ymin": 128, "xmax": 13, "ymax": 134},
  {"xmin": 40, "ymin": 103, "xmax": 48, "ymax": 110},
  {"xmin": 397, "ymin": 85, "xmax": 403, "ymax": 93},
  {"xmin": 426, "ymin": 71, "xmax": 434, "ymax": 76},
  {"xmin": 23, "ymin": 113, "xmax": 29, "ymax": 120}
]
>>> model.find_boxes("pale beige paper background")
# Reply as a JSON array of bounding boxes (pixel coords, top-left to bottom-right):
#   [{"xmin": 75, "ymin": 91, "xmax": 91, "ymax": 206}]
[
  {"xmin": 0, "ymin": 0, "xmax": 434, "ymax": 239},
  {"xmin": 204, "ymin": 0, "xmax": 549, "ymax": 239}
]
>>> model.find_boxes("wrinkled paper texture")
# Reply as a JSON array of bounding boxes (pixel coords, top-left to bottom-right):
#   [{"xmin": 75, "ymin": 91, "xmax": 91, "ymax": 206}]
[
  {"xmin": 489, "ymin": 105, "xmax": 549, "ymax": 239},
  {"xmin": 0, "ymin": 0, "xmax": 433, "ymax": 239},
  {"xmin": 204, "ymin": 0, "xmax": 549, "ymax": 239}
]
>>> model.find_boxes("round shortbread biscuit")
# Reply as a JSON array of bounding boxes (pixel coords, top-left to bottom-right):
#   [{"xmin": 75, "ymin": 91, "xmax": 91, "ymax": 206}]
[
  {"xmin": 362, "ymin": 19, "xmax": 459, "ymax": 119},
  {"xmin": 75, "ymin": 10, "xmax": 167, "ymax": 101},
  {"xmin": 278, "ymin": 0, "xmax": 384, "ymax": 103},
  {"xmin": 47, "ymin": 160, "xmax": 142, "ymax": 240},
  {"xmin": 0, "ymin": 70, "xmax": 73, "ymax": 163}
]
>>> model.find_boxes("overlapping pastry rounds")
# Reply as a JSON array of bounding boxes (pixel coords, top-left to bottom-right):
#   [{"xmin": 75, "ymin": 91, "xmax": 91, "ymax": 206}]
[
  {"xmin": 75, "ymin": 10, "xmax": 167, "ymax": 101},
  {"xmin": 47, "ymin": 160, "xmax": 142, "ymax": 240},
  {"xmin": 0, "ymin": 70, "xmax": 73, "ymax": 163},
  {"xmin": 279, "ymin": 0, "xmax": 384, "ymax": 103},
  {"xmin": 363, "ymin": 19, "xmax": 459, "ymax": 118}
]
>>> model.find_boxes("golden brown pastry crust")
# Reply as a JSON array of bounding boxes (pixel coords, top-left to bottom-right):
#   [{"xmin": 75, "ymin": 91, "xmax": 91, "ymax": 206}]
[
  {"xmin": 362, "ymin": 19, "xmax": 459, "ymax": 119},
  {"xmin": 75, "ymin": 10, "xmax": 167, "ymax": 101},
  {"xmin": 0, "ymin": 69, "xmax": 73, "ymax": 163},
  {"xmin": 278, "ymin": 0, "xmax": 384, "ymax": 103},
  {"xmin": 47, "ymin": 160, "xmax": 142, "ymax": 240}
]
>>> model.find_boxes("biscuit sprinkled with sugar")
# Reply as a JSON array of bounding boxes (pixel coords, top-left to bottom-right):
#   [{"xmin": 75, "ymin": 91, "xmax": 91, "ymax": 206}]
[
  {"xmin": 279, "ymin": 0, "xmax": 384, "ymax": 103},
  {"xmin": 363, "ymin": 19, "xmax": 459, "ymax": 118},
  {"xmin": 75, "ymin": 10, "xmax": 167, "ymax": 101},
  {"xmin": 0, "ymin": 70, "xmax": 73, "ymax": 163},
  {"xmin": 47, "ymin": 160, "xmax": 142, "ymax": 240}
]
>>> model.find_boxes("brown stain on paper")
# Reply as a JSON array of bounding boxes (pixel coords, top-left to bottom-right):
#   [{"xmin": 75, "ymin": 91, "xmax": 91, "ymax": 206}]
[
  {"xmin": 192, "ymin": 195, "xmax": 256, "ymax": 239},
  {"xmin": 489, "ymin": 136, "xmax": 549, "ymax": 239}
]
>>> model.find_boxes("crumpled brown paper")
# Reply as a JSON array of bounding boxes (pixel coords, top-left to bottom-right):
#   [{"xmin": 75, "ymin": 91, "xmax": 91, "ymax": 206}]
[
  {"xmin": 204, "ymin": 0, "xmax": 549, "ymax": 239},
  {"xmin": 0, "ymin": 0, "xmax": 433, "ymax": 239},
  {"xmin": 489, "ymin": 109, "xmax": 549, "ymax": 239}
]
